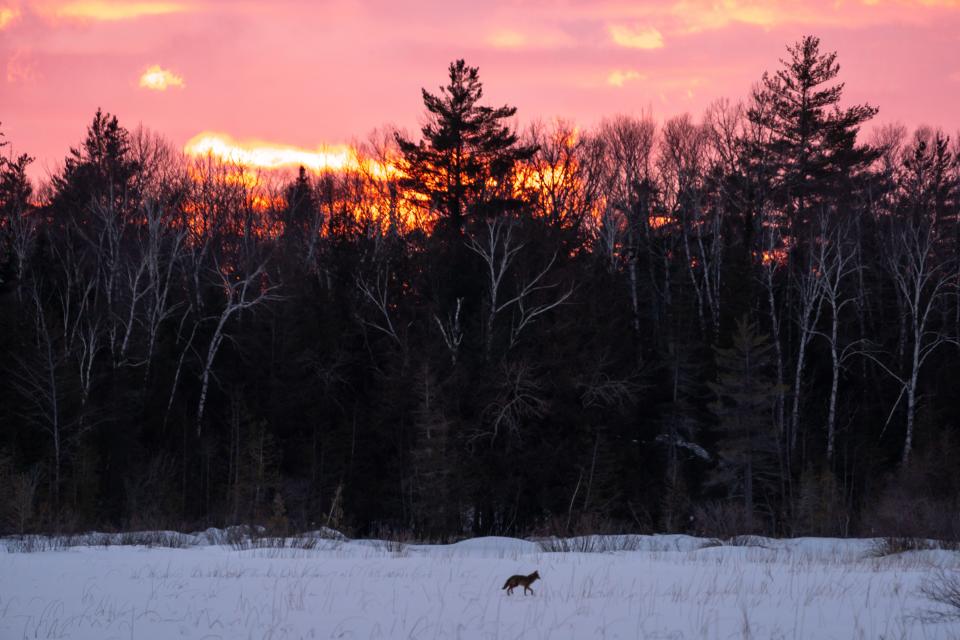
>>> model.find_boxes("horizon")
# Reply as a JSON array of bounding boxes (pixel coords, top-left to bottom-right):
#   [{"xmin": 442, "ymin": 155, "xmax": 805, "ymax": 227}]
[{"xmin": 3, "ymin": 0, "xmax": 960, "ymax": 183}]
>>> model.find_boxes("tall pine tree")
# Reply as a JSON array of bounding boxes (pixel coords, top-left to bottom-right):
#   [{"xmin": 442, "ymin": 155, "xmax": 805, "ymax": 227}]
[
  {"xmin": 395, "ymin": 60, "xmax": 536, "ymax": 231},
  {"xmin": 749, "ymin": 36, "xmax": 877, "ymax": 234}
]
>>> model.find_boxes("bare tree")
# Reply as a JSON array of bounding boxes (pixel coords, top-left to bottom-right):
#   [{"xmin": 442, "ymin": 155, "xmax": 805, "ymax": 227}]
[
  {"xmin": 182, "ymin": 155, "xmax": 247, "ymax": 312},
  {"xmin": 356, "ymin": 127, "xmax": 407, "ymax": 236},
  {"xmin": 473, "ymin": 359, "xmax": 547, "ymax": 445},
  {"xmin": 140, "ymin": 200, "xmax": 187, "ymax": 381},
  {"xmin": 595, "ymin": 115, "xmax": 657, "ymax": 336},
  {"xmin": 524, "ymin": 119, "xmax": 602, "ymax": 235},
  {"xmin": 467, "ymin": 216, "xmax": 572, "ymax": 357},
  {"xmin": 433, "ymin": 297, "xmax": 464, "ymax": 365},
  {"xmin": 872, "ymin": 217, "xmax": 957, "ymax": 464},
  {"xmin": 195, "ymin": 260, "xmax": 280, "ymax": 432},
  {"xmin": 85, "ymin": 199, "xmax": 135, "ymax": 367},
  {"xmin": 9, "ymin": 280, "xmax": 90, "ymax": 512},
  {"xmin": 812, "ymin": 215, "xmax": 861, "ymax": 460},
  {"xmin": 356, "ymin": 262, "xmax": 405, "ymax": 350},
  {"xmin": 659, "ymin": 114, "xmax": 723, "ymax": 341},
  {"xmin": 162, "ymin": 304, "xmax": 198, "ymax": 429},
  {"xmin": 757, "ymin": 210, "xmax": 787, "ymax": 443},
  {"xmin": 788, "ymin": 225, "xmax": 826, "ymax": 454}
]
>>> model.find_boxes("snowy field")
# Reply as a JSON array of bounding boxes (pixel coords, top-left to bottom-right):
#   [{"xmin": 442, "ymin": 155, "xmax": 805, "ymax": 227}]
[{"xmin": 2, "ymin": 531, "xmax": 959, "ymax": 639}]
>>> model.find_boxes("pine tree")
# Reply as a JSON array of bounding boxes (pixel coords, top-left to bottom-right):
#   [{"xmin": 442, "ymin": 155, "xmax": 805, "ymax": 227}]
[
  {"xmin": 409, "ymin": 365, "xmax": 456, "ymax": 539},
  {"xmin": 395, "ymin": 60, "xmax": 536, "ymax": 231},
  {"xmin": 899, "ymin": 129, "xmax": 954, "ymax": 227},
  {"xmin": 708, "ymin": 317, "xmax": 782, "ymax": 532},
  {"xmin": 0, "ymin": 130, "xmax": 34, "ymax": 287},
  {"xmin": 50, "ymin": 109, "xmax": 140, "ymax": 224},
  {"xmin": 749, "ymin": 36, "xmax": 878, "ymax": 233},
  {"xmin": 282, "ymin": 165, "xmax": 318, "ymax": 251}
]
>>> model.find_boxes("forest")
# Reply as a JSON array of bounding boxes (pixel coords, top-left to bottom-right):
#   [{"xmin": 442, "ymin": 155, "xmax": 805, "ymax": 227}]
[{"xmin": 1, "ymin": 36, "xmax": 958, "ymax": 542}]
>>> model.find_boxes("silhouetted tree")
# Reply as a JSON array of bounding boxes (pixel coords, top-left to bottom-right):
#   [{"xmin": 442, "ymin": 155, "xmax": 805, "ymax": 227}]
[
  {"xmin": 2, "ymin": 38, "xmax": 960, "ymax": 543},
  {"xmin": 708, "ymin": 317, "xmax": 782, "ymax": 531},
  {"xmin": 395, "ymin": 60, "xmax": 536, "ymax": 230},
  {"xmin": 50, "ymin": 109, "xmax": 141, "ymax": 224},
  {"xmin": 0, "ymin": 130, "xmax": 35, "ymax": 289},
  {"xmin": 749, "ymin": 36, "xmax": 878, "ymax": 235}
]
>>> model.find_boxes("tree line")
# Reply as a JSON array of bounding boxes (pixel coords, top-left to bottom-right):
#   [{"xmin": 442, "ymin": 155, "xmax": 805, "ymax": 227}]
[{"xmin": 1, "ymin": 37, "xmax": 959, "ymax": 541}]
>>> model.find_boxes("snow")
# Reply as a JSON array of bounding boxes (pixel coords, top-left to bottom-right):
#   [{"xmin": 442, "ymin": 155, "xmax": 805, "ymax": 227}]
[{"xmin": 1, "ymin": 532, "xmax": 958, "ymax": 639}]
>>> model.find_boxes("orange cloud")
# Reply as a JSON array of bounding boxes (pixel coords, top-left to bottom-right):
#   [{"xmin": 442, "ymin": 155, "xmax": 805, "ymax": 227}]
[
  {"xmin": 139, "ymin": 65, "xmax": 185, "ymax": 91},
  {"xmin": 184, "ymin": 132, "xmax": 383, "ymax": 175},
  {"xmin": 487, "ymin": 27, "xmax": 574, "ymax": 49},
  {"xmin": 608, "ymin": 24, "xmax": 663, "ymax": 49},
  {"xmin": 664, "ymin": 0, "xmax": 960, "ymax": 34},
  {"xmin": 669, "ymin": 1, "xmax": 783, "ymax": 33},
  {"xmin": 607, "ymin": 69, "xmax": 644, "ymax": 87},
  {"xmin": 0, "ymin": 5, "xmax": 20, "ymax": 30},
  {"xmin": 862, "ymin": 0, "xmax": 960, "ymax": 6},
  {"xmin": 488, "ymin": 30, "xmax": 527, "ymax": 48},
  {"xmin": 41, "ymin": 1, "xmax": 188, "ymax": 21}
]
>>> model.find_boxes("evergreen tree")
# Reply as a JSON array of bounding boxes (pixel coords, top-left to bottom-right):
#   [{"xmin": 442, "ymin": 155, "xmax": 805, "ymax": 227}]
[
  {"xmin": 0, "ymin": 129, "xmax": 34, "ymax": 286},
  {"xmin": 395, "ymin": 60, "xmax": 536, "ymax": 230},
  {"xmin": 50, "ymin": 109, "xmax": 140, "ymax": 224},
  {"xmin": 708, "ymin": 317, "xmax": 782, "ymax": 531},
  {"xmin": 899, "ymin": 129, "xmax": 954, "ymax": 227},
  {"xmin": 749, "ymin": 36, "xmax": 878, "ymax": 233},
  {"xmin": 281, "ymin": 165, "xmax": 318, "ymax": 253},
  {"xmin": 409, "ymin": 365, "xmax": 457, "ymax": 539}
]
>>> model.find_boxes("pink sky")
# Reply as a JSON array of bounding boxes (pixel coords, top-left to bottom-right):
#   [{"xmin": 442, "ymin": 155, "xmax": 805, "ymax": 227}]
[{"xmin": 2, "ymin": 0, "xmax": 959, "ymax": 181}]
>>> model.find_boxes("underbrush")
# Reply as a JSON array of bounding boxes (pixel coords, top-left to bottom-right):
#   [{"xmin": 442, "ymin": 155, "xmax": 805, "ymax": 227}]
[
  {"xmin": 224, "ymin": 525, "xmax": 340, "ymax": 551},
  {"xmin": 537, "ymin": 534, "xmax": 642, "ymax": 553},
  {"xmin": 4, "ymin": 530, "xmax": 198, "ymax": 552},
  {"xmin": 918, "ymin": 569, "xmax": 960, "ymax": 621},
  {"xmin": 870, "ymin": 536, "xmax": 960, "ymax": 557}
]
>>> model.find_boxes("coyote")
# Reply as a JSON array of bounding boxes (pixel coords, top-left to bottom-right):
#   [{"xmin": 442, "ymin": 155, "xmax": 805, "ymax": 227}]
[{"xmin": 502, "ymin": 570, "xmax": 540, "ymax": 595}]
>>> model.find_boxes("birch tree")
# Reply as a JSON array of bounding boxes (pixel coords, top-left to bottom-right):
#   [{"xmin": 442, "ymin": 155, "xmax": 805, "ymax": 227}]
[
  {"xmin": 195, "ymin": 260, "xmax": 280, "ymax": 432},
  {"xmin": 812, "ymin": 215, "xmax": 860, "ymax": 460},
  {"xmin": 876, "ymin": 217, "xmax": 957, "ymax": 464},
  {"xmin": 466, "ymin": 216, "xmax": 572, "ymax": 358}
]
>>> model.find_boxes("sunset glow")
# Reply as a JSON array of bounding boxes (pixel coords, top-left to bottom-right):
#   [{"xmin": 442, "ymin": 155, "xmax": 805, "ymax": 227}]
[
  {"xmin": 184, "ymin": 133, "xmax": 356, "ymax": 173},
  {"xmin": 49, "ymin": 1, "xmax": 187, "ymax": 21},
  {"xmin": 607, "ymin": 70, "xmax": 644, "ymax": 88},
  {"xmin": 0, "ymin": 6, "xmax": 19, "ymax": 29},
  {"xmin": 183, "ymin": 132, "xmax": 397, "ymax": 179},
  {"xmin": 139, "ymin": 64, "xmax": 184, "ymax": 91},
  {"xmin": 2, "ymin": 0, "xmax": 959, "ymax": 183},
  {"xmin": 608, "ymin": 24, "xmax": 664, "ymax": 49}
]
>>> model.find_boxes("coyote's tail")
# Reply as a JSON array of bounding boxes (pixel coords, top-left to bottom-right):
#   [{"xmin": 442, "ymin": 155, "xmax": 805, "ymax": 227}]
[{"xmin": 501, "ymin": 579, "xmax": 510, "ymax": 590}]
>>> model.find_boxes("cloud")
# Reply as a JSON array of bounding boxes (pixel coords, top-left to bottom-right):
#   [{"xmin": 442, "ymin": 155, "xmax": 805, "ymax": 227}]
[
  {"xmin": 862, "ymin": 0, "xmax": 960, "ymax": 6},
  {"xmin": 0, "ymin": 5, "xmax": 20, "ymax": 30},
  {"xmin": 41, "ymin": 1, "xmax": 189, "ymax": 21},
  {"xmin": 608, "ymin": 24, "xmax": 663, "ymax": 49},
  {"xmin": 487, "ymin": 27, "xmax": 574, "ymax": 49},
  {"xmin": 607, "ymin": 69, "xmax": 644, "ymax": 87},
  {"xmin": 6, "ymin": 49, "xmax": 37, "ymax": 84},
  {"xmin": 139, "ymin": 64, "xmax": 185, "ymax": 91},
  {"xmin": 488, "ymin": 30, "xmax": 525, "ymax": 48},
  {"xmin": 184, "ymin": 132, "xmax": 360, "ymax": 173},
  {"xmin": 666, "ymin": 0, "xmax": 960, "ymax": 34},
  {"xmin": 668, "ymin": 1, "xmax": 782, "ymax": 33}
]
